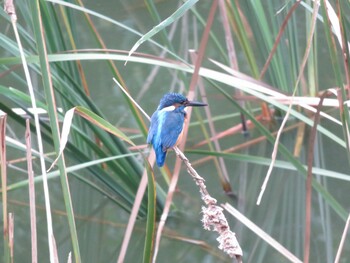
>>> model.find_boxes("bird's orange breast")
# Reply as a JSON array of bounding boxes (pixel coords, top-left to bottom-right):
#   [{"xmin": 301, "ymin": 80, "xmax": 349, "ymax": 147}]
[{"xmin": 175, "ymin": 115, "xmax": 187, "ymax": 146}]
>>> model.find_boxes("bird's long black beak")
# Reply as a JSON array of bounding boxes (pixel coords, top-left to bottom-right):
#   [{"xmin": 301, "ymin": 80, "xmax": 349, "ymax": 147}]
[{"xmin": 185, "ymin": 100, "xmax": 207, "ymax": 107}]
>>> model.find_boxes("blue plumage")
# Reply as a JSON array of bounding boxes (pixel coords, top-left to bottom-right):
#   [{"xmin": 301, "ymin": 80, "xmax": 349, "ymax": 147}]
[{"xmin": 147, "ymin": 93, "xmax": 207, "ymax": 167}]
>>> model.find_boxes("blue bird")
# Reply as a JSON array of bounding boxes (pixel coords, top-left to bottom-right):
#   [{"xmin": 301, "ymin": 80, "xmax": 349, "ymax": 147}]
[{"xmin": 147, "ymin": 93, "xmax": 207, "ymax": 167}]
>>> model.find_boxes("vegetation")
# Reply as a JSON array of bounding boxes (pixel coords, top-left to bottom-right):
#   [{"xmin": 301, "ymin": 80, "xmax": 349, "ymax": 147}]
[{"xmin": 1, "ymin": 0, "xmax": 350, "ymax": 262}]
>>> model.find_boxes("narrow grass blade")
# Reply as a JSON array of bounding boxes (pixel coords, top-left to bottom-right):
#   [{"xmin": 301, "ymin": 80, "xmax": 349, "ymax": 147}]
[
  {"xmin": 334, "ymin": 213, "xmax": 350, "ymax": 263},
  {"xmin": 127, "ymin": 0, "xmax": 199, "ymax": 60},
  {"xmin": 226, "ymin": 1, "xmax": 259, "ymax": 77},
  {"xmin": 188, "ymin": 150, "xmax": 350, "ymax": 181},
  {"xmin": 13, "ymin": 51, "xmax": 342, "ymax": 148},
  {"xmin": 7, "ymin": 153, "xmax": 143, "ymax": 214},
  {"xmin": 30, "ymin": 1, "xmax": 80, "ymax": 261},
  {"xmin": 113, "ymin": 78, "xmax": 150, "ymax": 120},
  {"xmin": 48, "ymin": 106, "xmax": 135, "ymax": 170},
  {"xmin": 142, "ymin": 162, "xmax": 156, "ymax": 263},
  {"xmin": 26, "ymin": 119, "xmax": 37, "ymax": 263},
  {"xmin": 144, "ymin": 0, "xmax": 177, "ymax": 57},
  {"xmin": 223, "ymin": 203, "xmax": 302, "ymax": 263},
  {"xmin": 73, "ymin": 106, "xmax": 135, "ymax": 145},
  {"xmin": 75, "ymin": 0, "xmax": 150, "ymax": 137},
  {"xmin": 45, "ymin": 0, "xmax": 186, "ymax": 63},
  {"xmin": 0, "ymin": 114, "xmax": 10, "ymax": 263},
  {"xmin": 7, "ymin": 0, "xmax": 58, "ymax": 260}
]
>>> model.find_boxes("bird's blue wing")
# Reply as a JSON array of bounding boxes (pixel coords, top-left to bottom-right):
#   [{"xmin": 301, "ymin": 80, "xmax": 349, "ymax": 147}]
[
  {"xmin": 147, "ymin": 112, "xmax": 158, "ymax": 144},
  {"xmin": 160, "ymin": 111, "xmax": 184, "ymax": 150},
  {"xmin": 147, "ymin": 111, "xmax": 168, "ymax": 166},
  {"xmin": 147, "ymin": 110, "xmax": 184, "ymax": 167}
]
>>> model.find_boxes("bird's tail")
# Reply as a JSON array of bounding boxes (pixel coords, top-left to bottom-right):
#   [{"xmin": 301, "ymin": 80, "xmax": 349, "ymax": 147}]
[{"xmin": 155, "ymin": 146, "xmax": 167, "ymax": 167}]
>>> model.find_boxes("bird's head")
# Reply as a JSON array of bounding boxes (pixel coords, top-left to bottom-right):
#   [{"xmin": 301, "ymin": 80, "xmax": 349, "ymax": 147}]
[{"xmin": 157, "ymin": 93, "xmax": 207, "ymax": 112}]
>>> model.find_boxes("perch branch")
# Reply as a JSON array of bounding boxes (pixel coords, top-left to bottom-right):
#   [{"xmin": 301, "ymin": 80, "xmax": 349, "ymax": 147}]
[{"xmin": 173, "ymin": 147, "xmax": 243, "ymax": 261}]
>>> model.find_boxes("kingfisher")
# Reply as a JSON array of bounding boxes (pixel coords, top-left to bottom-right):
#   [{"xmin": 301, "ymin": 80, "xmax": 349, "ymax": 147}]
[{"xmin": 147, "ymin": 93, "xmax": 207, "ymax": 167}]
